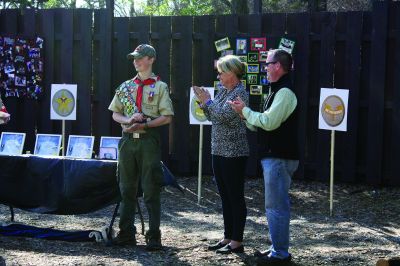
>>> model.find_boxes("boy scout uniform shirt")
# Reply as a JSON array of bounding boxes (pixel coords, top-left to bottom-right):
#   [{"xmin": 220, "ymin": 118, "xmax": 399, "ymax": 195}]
[{"xmin": 108, "ymin": 74, "xmax": 174, "ymax": 133}]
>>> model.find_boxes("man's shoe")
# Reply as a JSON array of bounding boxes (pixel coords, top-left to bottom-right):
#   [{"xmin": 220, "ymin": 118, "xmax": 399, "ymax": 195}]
[
  {"xmin": 256, "ymin": 254, "xmax": 292, "ymax": 266},
  {"xmin": 145, "ymin": 230, "xmax": 162, "ymax": 251},
  {"xmin": 254, "ymin": 249, "xmax": 271, "ymax": 257},
  {"xmin": 208, "ymin": 241, "xmax": 228, "ymax": 251},
  {"xmin": 377, "ymin": 258, "xmax": 400, "ymax": 266},
  {"xmin": 112, "ymin": 233, "xmax": 136, "ymax": 246},
  {"xmin": 216, "ymin": 244, "xmax": 244, "ymax": 254}
]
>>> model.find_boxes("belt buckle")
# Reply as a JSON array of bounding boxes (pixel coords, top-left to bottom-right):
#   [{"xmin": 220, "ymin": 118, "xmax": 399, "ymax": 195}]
[{"xmin": 132, "ymin": 133, "xmax": 140, "ymax": 139}]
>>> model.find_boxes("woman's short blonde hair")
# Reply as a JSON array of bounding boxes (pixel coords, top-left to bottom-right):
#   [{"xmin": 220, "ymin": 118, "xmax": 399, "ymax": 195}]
[{"xmin": 217, "ymin": 55, "xmax": 246, "ymax": 79}]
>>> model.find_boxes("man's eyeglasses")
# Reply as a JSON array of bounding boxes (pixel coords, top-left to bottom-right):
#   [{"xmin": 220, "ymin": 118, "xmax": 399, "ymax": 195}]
[{"xmin": 265, "ymin": 61, "xmax": 277, "ymax": 67}]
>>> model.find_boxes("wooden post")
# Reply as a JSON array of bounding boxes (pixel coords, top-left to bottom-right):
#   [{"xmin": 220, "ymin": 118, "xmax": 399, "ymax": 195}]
[
  {"xmin": 329, "ymin": 130, "xmax": 335, "ymax": 216},
  {"xmin": 197, "ymin": 125, "xmax": 204, "ymax": 204}
]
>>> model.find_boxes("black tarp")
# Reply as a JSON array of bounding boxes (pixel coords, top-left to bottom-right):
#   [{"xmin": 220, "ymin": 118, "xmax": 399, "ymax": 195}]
[
  {"xmin": 0, "ymin": 155, "xmax": 120, "ymax": 214},
  {"xmin": 0, "ymin": 155, "xmax": 182, "ymax": 215}
]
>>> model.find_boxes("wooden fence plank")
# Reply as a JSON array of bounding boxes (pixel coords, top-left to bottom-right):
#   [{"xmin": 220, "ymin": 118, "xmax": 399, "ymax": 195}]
[
  {"xmin": 339, "ymin": 12, "xmax": 363, "ymax": 183},
  {"xmin": 366, "ymin": 1, "xmax": 389, "ymax": 185},
  {"xmin": 170, "ymin": 16, "xmax": 193, "ymax": 174},
  {"xmin": 332, "ymin": 12, "xmax": 348, "ymax": 181},
  {"xmin": 315, "ymin": 12, "xmax": 336, "ymax": 182},
  {"xmin": 150, "ymin": 16, "xmax": 172, "ymax": 164},
  {"xmin": 192, "ymin": 15, "xmax": 215, "ymax": 175},
  {"xmin": 262, "ymin": 13, "xmax": 286, "ymax": 49},
  {"xmin": 19, "ymin": 9, "xmax": 38, "ymax": 153},
  {"xmin": 36, "ymin": 10, "xmax": 55, "ymax": 134},
  {"xmin": 92, "ymin": 9, "xmax": 113, "ymax": 142},
  {"xmin": 110, "ymin": 17, "xmax": 130, "ymax": 137},
  {"xmin": 113, "ymin": 18, "xmax": 129, "ymax": 91},
  {"xmin": 389, "ymin": 2, "xmax": 400, "ymax": 186},
  {"xmin": 238, "ymin": 14, "xmax": 261, "ymax": 177},
  {"xmin": 72, "ymin": 9, "xmax": 92, "ymax": 137},
  {"xmin": 355, "ymin": 11, "xmax": 372, "ymax": 181},
  {"xmin": 287, "ymin": 12, "xmax": 311, "ymax": 179},
  {"xmin": 46, "ymin": 9, "xmax": 74, "ymax": 151},
  {"xmin": 129, "ymin": 16, "xmax": 150, "ymax": 46},
  {"xmin": 0, "ymin": 10, "xmax": 20, "ymax": 135}
]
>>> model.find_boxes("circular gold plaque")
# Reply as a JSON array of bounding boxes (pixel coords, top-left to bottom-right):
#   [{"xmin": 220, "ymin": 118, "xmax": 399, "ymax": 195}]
[{"xmin": 321, "ymin": 95, "xmax": 345, "ymax": 127}]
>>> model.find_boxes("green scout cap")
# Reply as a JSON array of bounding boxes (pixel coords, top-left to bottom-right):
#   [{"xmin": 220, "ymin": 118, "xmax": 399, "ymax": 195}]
[{"xmin": 127, "ymin": 44, "xmax": 156, "ymax": 60}]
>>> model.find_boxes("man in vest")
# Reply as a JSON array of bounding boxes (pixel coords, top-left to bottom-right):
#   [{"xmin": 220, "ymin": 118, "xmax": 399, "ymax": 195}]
[
  {"xmin": 229, "ymin": 49, "xmax": 299, "ymax": 265},
  {"xmin": 108, "ymin": 44, "xmax": 174, "ymax": 251}
]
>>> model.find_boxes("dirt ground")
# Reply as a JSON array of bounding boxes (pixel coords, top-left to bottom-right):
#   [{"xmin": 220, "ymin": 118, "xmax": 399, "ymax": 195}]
[{"xmin": 1, "ymin": 176, "xmax": 399, "ymax": 266}]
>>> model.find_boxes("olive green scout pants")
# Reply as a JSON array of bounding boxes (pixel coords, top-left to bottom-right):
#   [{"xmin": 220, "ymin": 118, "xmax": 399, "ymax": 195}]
[{"xmin": 117, "ymin": 129, "xmax": 163, "ymax": 239}]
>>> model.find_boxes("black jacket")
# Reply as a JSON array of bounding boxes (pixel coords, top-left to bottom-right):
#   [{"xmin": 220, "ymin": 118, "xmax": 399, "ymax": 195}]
[{"xmin": 257, "ymin": 73, "xmax": 299, "ymax": 160}]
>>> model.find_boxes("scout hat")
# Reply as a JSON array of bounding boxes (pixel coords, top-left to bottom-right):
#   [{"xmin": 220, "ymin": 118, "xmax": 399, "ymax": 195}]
[{"xmin": 127, "ymin": 44, "xmax": 156, "ymax": 60}]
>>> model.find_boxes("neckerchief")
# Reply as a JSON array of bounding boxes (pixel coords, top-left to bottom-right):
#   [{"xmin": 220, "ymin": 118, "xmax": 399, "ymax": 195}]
[{"xmin": 133, "ymin": 75, "xmax": 160, "ymax": 112}]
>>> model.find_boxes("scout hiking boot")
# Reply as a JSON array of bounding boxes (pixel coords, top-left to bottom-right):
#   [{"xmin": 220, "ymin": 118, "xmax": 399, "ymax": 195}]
[
  {"xmin": 145, "ymin": 230, "xmax": 162, "ymax": 251},
  {"xmin": 112, "ymin": 232, "xmax": 137, "ymax": 246}
]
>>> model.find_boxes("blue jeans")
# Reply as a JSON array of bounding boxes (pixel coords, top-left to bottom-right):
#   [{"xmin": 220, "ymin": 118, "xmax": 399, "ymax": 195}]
[{"xmin": 261, "ymin": 158, "xmax": 299, "ymax": 259}]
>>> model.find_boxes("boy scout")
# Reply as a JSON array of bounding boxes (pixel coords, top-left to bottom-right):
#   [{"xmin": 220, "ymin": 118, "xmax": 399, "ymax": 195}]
[{"xmin": 108, "ymin": 44, "xmax": 174, "ymax": 251}]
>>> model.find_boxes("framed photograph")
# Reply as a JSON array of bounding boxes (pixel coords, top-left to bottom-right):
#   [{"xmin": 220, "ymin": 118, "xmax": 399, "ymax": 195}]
[
  {"xmin": 250, "ymin": 38, "xmax": 267, "ymax": 51},
  {"xmin": 247, "ymin": 64, "xmax": 260, "ymax": 74},
  {"xmin": 259, "ymin": 51, "xmax": 268, "ymax": 62},
  {"xmin": 214, "ymin": 37, "xmax": 231, "ymax": 52},
  {"xmin": 260, "ymin": 63, "xmax": 267, "ymax": 73},
  {"xmin": 247, "ymin": 53, "xmax": 259, "ymax": 63},
  {"xmin": 238, "ymin": 55, "xmax": 247, "ymax": 63},
  {"xmin": 99, "ymin": 147, "xmax": 117, "ymax": 160},
  {"xmin": 34, "ymin": 134, "xmax": 62, "ymax": 156},
  {"xmin": 14, "ymin": 75, "xmax": 26, "ymax": 87},
  {"xmin": 221, "ymin": 49, "xmax": 234, "ymax": 57},
  {"xmin": 28, "ymin": 48, "xmax": 40, "ymax": 58},
  {"xmin": 99, "ymin": 136, "xmax": 121, "ymax": 160},
  {"xmin": 278, "ymin": 38, "xmax": 295, "ymax": 54},
  {"xmin": 247, "ymin": 74, "xmax": 258, "ymax": 85},
  {"xmin": 0, "ymin": 132, "xmax": 26, "ymax": 155},
  {"xmin": 250, "ymin": 85, "xmax": 263, "ymax": 95},
  {"xmin": 260, "ymin": 75, "xmax": 269, "ymax": 85},
  {"xmin": 66, "ymin": 135, "xmax": 95, "ymax": 159},
  {"xmin": 236, "ymin": 38, "xmax": 248, "ymax": 55}
]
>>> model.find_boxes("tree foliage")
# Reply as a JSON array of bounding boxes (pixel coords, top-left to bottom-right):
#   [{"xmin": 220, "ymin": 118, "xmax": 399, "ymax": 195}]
[
  {"xmin": 138, "ymin": 0, "xmax": 250, "ymax": 16},
  {"xmin": 0, "ymin": 0, "xmax": 373, "ymax": 14},
  {"xmin": 261, "ymin": 0, "xmax": 372, "ymax": 12}
]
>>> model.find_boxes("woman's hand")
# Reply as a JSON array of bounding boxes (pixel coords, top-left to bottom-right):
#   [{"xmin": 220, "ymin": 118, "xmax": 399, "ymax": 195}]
[{"xmin": 193, "ymin": 86, "xmax": 211, "ymax": 104}]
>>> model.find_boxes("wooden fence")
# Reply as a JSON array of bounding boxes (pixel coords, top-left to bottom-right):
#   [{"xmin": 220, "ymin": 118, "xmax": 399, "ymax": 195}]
[{"xmin": 0, "ymin": 1, "xmax": 399, "ymax": 186}]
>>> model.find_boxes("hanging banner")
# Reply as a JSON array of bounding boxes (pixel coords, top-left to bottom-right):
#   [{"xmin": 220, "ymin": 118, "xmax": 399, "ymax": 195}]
[
  {"xmin": 318, "ymin": 88, "xmax": 349, "ymax": 132},
  {"xmin": 0, "ymin": 36, "xmax": 44, "ymax": 99},
  {"xmin": 50, "ymin": 84, "xmax": 77, "ymax": 120},
  {"xmin": 189, "ymin": 87, "xmax": 214, "ymax": 125}
]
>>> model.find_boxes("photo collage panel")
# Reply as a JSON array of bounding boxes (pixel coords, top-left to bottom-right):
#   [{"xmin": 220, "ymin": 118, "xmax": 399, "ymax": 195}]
[
  {"xmin": 215, "ymin": 37, "xmax": 270, "ymax": 96},
  {"xmin": 0, "ymin": 36, "xmax": 44, "ymax": 99}
]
